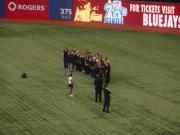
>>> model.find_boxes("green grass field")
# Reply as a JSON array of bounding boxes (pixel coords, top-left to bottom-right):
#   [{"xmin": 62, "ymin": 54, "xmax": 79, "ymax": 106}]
[{"xmin": 0, "ymin": 23, "xmax": 180, "ymax": 135}]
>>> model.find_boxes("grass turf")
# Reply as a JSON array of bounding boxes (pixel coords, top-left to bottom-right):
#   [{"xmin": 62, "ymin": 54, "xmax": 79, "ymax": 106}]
[{"xmin": 0, "ymin": 23, "xmax": 180, "ymax": 135}]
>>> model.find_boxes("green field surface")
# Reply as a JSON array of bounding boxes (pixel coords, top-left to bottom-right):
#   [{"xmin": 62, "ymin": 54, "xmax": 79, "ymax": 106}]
[{"xmin": 0, "ymin": 23, "xmax": 180, "ymax": 135}]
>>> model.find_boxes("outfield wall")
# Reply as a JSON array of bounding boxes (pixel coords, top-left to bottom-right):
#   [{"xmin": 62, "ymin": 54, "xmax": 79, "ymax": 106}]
[{"xmin": 0, "ymin": 0, "xmax": 180, "ymax": 32}]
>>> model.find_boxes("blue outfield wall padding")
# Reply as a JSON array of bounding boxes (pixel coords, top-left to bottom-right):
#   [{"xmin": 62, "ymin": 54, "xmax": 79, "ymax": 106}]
[
  {"xmin": 50, "ymin": 0, "xmax": 73, "ymax": 20},
  {"xmin": 0, "ymin": 0, "xmax": 5, "ymax": 18}
]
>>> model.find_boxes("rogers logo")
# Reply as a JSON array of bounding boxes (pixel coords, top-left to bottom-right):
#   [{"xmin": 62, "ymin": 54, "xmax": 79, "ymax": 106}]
[
  {"xmin": 18, "ymin": 4, "xmax": 45, "ymax": 11},
  {"xmin": 8, "ymin": 2, "xmax": 46, "ymax": 12},
  {"xmin": 8, "ymin": 2, "xmax": 17, "ymax": 11}
]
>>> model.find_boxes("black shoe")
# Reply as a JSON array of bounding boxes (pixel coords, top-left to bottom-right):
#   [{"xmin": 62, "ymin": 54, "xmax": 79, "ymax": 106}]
[{"xmin": 106, "ymin": 110, "xmax": 110, "ymax": 113}]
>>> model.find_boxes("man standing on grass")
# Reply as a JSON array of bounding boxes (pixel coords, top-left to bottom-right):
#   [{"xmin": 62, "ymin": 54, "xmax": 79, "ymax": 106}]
[
  {"xmin": 103, "ymin": 84, "xmax": 111, "ymax": 113},
  {"xmin": 94, "ymin": 74, "xmax": 103, "ymax": 102},
  {"xmin": 68, "ymin": 73, "xmax": 74, "ymax": 97}
]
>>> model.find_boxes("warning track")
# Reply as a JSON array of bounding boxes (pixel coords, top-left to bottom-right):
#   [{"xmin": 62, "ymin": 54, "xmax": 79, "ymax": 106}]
[{"xmin": 1, "ymin": 18, "xmax": 180, "ymax": 35}]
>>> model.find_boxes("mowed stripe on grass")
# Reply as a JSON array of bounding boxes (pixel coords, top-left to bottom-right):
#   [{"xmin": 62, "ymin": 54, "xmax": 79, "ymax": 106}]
[{"xmin": 0, "ymin": 23, "xmax": 180, "ymax": 135}]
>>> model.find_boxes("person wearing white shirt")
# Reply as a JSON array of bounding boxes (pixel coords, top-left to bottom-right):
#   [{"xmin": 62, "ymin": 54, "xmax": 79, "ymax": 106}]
[{"xmin": 68, "ymin": 73, "xmax": 74, "ymax": 97}]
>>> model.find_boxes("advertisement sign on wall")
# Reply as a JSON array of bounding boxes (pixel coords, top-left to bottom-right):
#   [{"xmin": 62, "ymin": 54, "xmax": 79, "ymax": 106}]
[
  {"xmin": 123, "ymin": 1, "xmax": 180, "ymax": 29},
  {"xmin": 50, "ymin": 0, "xmax": 73, "ymax": 20},
  {"xmin": 0, "ymin": 0, "xmax": 5, "ymax": 18},
  {"xmin": 6, "ymin": 0, "xmax": 49, "ymax": 19},
  {"xmin": 74, "ymin": 0, "xmax": 108, "ymax": 22},
  {"xmin": 2, "ymin": 0, "xmax": 180, "ymax": 30},
  {"xmin": 104, "ymin": 0, "xmax": 127, "ymax": 24}
]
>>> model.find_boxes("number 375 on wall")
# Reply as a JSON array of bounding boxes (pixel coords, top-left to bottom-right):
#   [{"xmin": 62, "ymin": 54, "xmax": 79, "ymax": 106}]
[{"xmin": 59, "ymin": 8, "xmax": 72, "ymax": 15}]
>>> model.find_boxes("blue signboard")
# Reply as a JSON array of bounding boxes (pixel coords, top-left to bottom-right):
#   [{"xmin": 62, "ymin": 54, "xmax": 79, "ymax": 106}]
[
  {"xmin": 0, "ymin": 0, "xmax": 5, "ymax": 18},
  {"xmin": 50, "ymin": 0, "xmax": 73, "ymax": 20}
]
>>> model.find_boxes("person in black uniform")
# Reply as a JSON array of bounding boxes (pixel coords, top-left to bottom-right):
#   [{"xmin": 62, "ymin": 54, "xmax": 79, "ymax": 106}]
[
  {"xmin": 62, "ymin": 49, "xmax": 111, "ymax": 84},
  {"xmin": 105, "ymin": 62, "xmax": 111, "ymax": 84},
  {"xmin": 94, "ymin": 74, "xmax": 103, "ymax": 102},
  {"xmin": 102, "ymin": 84, "xmax": 111, "ymax": 113},
  {"xmin": 63, "ymin": 48, "xmax": 68, "ymax": 68}
]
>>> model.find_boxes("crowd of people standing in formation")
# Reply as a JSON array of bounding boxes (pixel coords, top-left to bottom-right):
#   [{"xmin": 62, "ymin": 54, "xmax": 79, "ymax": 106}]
[{"xmin": 63, "ymin": 48, "xmax": 111, "ymax": 113}]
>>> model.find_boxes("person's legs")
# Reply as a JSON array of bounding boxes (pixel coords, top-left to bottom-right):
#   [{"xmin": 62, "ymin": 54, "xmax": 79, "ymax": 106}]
[
  {"xmin": 99, "ymin": 90, "xmax": 102, "ymax": 102},
  {"xmin": 106, "ymin": 73, "xmax": 110, "ymax": 84},
  {"xmin": 95, "ymin": 90, "xmax": 98, "ymax": 102},
  {"xmin": 68, "ymin": 63, "xmax": 70, "ymax": 72},
  {"xmin": 103, "ymin": 100, "xmax": 107, "ymax": 112},
  {"xmin": 69, "ymin": 63, "xmax": 73, "ymax": 72},
  {"xmin": 69, "ymin": 85, "xmax": 73, "ymax": 96},
  {"xmin": 106, "ymin": 99, "xmax": 110, "ymax": 112}
]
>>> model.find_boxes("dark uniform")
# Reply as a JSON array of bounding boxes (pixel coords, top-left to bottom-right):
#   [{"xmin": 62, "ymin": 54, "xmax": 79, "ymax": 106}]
[
  {"xmin": 105, "ymin": 63, "xmax": 111, "ymax": 84},
  {"xmin": 94, "ymin": 75, "xmax": 103, "ymax": 102},
  {"xmin": 103, "ymin": 85, "xmax": 111, "ymax": 113},
  {"xmin": 63, "ymin": 48, "xmax": 68, "ymax": 68},
  {"xmin": 62, "ymin": 49, "xmax": 111, "ymax": 84}
]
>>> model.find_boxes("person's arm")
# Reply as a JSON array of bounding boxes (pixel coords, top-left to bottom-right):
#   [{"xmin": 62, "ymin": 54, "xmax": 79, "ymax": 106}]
[
  {"xmin": 71, "ymin": 77, "xmax": 74, "ymax": 84},
  {"xmin": 105, "ymin": 88, "xmax": 111, "ymax": 94}
]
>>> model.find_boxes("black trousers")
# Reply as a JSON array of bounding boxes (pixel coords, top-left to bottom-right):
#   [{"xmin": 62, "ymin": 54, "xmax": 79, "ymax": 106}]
[
  {"xmin": 103, "ymin": 98, "xmax": 110, "ymax": 112},
  {"xmin": 95, "ymin": 90, "xmax": 102, "ymax": 102},
  {"xmin": 106, "ymin": 73, "xmax": 110, "ymax": 84},
  {"xmin": 64, "ymin": 60, "xmax": 67, "ymax": 68}
]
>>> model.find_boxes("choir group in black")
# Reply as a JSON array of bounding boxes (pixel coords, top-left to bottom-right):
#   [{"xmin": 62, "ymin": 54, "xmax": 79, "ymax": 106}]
[{"xmin": 63, "ymin": 48, "xmax": 111, "ymax": 113}]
